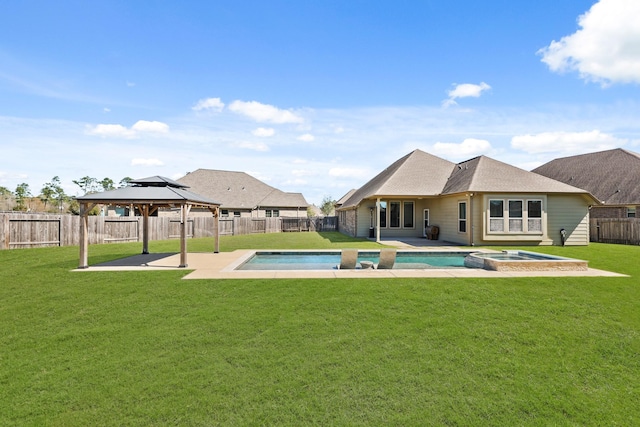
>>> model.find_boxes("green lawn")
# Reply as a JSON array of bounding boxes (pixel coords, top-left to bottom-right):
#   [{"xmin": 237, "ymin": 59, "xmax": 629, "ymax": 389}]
[{"xmin": 1, "ymin": 232, "xmax": 639, "ymax": 426}]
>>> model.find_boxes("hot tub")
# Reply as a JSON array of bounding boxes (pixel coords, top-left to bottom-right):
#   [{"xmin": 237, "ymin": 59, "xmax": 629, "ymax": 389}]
[{"xmin": 464, "ymin": 250, "xmax": 588, "ymax": 271}]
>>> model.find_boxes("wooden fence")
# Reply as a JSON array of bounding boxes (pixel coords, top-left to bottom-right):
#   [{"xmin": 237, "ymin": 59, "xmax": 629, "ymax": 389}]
[
  {"xmin": 590, "ymin": 218, "xmax": 640, "ymax": 245},
  {"xmin": 0, "ymin": 213, "xmax": 337, "ymax": 249}
]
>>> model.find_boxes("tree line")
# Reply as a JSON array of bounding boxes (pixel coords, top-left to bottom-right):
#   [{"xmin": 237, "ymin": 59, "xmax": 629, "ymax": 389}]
[{"xmin": 0, "ymin": 176, "xmax": 132, "ymax": 213}]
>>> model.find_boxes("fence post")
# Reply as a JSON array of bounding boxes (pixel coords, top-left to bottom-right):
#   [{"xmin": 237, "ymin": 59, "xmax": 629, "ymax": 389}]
[{"xmin": 1, "ymin": 214, "xmax": 8, "ymax": 249}]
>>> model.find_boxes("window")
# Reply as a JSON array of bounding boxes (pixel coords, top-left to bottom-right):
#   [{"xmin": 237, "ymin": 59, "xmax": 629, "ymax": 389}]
[
  {"xmin": 221, "ymin": 209, "xmax": 229, "ymax": 217},
  {"xmin": 458, "ymin": 202, "xmax": 467, "ymax": 233},
  {"xmin": 489, "ymin": 200, "xmax": 504, "ymax": 232},
  {"xmin": 528, "ymin": 200, "xmax": 542, "ymax": 231},
  {"xmin": 403, "ymin": 202, "xmax": 414, "ymax": 228},
  {"xmin": 508, "ymin": 200, "xmax": 523, "ymax": 232},
  {"xmin": 233, "ymin": 211, "xmax": 241, "ymax": 217},
  {"xmin": 379, "ymin": 202, "xmax": 387, "ymax": 228},
  {"xmin": 628, "ymin": 207, "xmax": 636, "ymax": 218},
  {"xmin": 488, "ymin": 198, "xmax": 543, "ymax": 234},
  {"xmin": 265, "ymin": 209, "xmax": 279, "ymax": 217},
  {"xmin": 389, "ymin": 201, "xmax": 401, "ymax": 228}
]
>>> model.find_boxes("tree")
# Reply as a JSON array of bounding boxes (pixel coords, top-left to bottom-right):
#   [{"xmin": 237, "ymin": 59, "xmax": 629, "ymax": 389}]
[
  {"xmin": 39, "ymin": 183, "xmax": 55, "ymax": 211},
  {"xmin": 320, "ymin": 196, "xmax": 336, "ymax": 216},
  {"xmin": 73, "ymin": 176, "xmax": 99, "ymax": 195},
  {"xmin": 100, "ymin": 177, "xmax": 115, "ymax": 191},
  {"xmin": 14, "ymin": 183, "xmax": 31, "ymax": 211},
  {"xmin": 119, "ymin": 177, "xmax": 133, "ymax": 188},
  {"xmin": 41, "ymin": 176, "xmax": 67, "ymax": 212}
]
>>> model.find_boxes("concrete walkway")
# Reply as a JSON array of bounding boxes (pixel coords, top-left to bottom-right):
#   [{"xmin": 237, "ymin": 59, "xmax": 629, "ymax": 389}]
[{"xmin": 76, "ymin": 245, "xmax": 627, "ymax": 279}]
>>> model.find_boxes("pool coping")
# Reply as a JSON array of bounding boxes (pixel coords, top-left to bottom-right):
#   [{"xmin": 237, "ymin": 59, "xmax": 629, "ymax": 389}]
[{"xmin": 76, "ymin": 249, "xmax": 628, "ymax": 279}]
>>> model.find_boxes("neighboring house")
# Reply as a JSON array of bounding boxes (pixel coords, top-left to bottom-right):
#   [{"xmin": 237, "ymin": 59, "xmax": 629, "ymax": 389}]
[
  {"xmin": 336, "ymin": 149, "xmax": 598, "ymax": 246},
  {"xmin": 532, "ymin": 148, "xmax": 640, "ymax": 219},
  {"xmin": 176, "ymin": 169, "xmax": 309, "ymax": 218}
]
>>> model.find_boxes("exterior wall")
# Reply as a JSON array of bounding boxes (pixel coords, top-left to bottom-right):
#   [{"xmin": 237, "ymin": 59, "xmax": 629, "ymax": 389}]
[
  {"xmin": 546, "ymin": 194, "xmax": 590, "ymax": 245},
  {"xmin": 436, "ymin": 195, "xmax": 471, "ymax": 245},
  {"xmin": 338, "ymin": 208, "xmax": 357, "ymax": 237}
]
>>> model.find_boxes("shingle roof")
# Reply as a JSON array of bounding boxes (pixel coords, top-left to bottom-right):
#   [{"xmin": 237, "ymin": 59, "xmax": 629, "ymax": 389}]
[
  {"xmin": 443, "ymin": 156, "xmax": 590, "ymax": 194},
  {"xmin": 177, "ymin": 169, "xmax": 308, "ymax": 209},
  {"xmin": 340, "ymin": 150, "xmax": 596, "ymax": 209},
  {"xmin": 340, "ymin": 150, "xmax": 456, "ymax": 208},
  {"xmin": 532, "ymin": 148, "xmax": 640, "ymax": 205}
]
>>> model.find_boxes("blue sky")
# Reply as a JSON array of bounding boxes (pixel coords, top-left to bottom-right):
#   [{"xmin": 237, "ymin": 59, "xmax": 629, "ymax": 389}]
[{"xmin": 1, "ymin": 0, "xmax": 640, "ymax": 205}]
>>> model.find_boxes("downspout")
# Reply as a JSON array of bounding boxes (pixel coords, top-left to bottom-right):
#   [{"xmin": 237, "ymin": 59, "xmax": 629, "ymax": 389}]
[
  {"xmin": 376, "ymin": 198, "xmax": 381, "ymax": 243},
  {"xmin": 469, "ymin": 193, "xmax": 474, "ymax": 246}
]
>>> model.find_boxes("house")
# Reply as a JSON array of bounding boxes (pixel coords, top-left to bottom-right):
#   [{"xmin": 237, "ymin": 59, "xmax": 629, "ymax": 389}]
[
  {"xmin": 176, "ymin": 169, "xmax": 309, "ymax": 218},
  {"xmin": 532, "ymin": 148, "xmax": 640, "ymax": 219},
  {"xmin": 336, "ymin": 149, "xmax": 598, "ymax": 246}
]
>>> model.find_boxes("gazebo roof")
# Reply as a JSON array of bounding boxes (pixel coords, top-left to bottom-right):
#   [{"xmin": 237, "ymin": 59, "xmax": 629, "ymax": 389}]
[{"xmin": 76, "ymin": 176, "xmax": 220, "ymax": 207}]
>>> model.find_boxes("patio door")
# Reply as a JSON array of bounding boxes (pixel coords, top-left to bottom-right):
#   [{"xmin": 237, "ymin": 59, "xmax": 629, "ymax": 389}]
[{"xmin": 423, "ymin": 209, "xmax": 430, "ymax": 237}]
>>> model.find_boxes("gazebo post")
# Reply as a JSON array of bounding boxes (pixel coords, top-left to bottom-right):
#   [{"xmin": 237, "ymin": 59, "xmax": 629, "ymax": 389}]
[
  {"xmin": 142, "ymin": 205, "xmax": 149, "ymax": 254},
  {"xmin": 179, "ymin": 204, "xmax": 191, "ymax": 268},
  {"xmin": 214, "ymin": 207, "xmax": 220, "ymax": 253},
  {"xmin": 78, "ymin": 202, "xmax": 96, "ymax": 269}
]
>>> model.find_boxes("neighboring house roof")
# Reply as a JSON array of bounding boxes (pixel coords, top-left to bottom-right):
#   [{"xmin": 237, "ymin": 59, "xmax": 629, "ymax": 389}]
[
  {"xmin": 76, "ymin": 176, "xmax": 220, "ymax": 206},
  {"xmin": 532, "ymin": 148, "xmax": 640, "ymax": 205},
  {"xmin": 340, "ymin": 149, "xmax": 597, "ymax": 209},
  {"xmin": 177, "ymin": 169, "xmax": 308, "ymax": 210}
]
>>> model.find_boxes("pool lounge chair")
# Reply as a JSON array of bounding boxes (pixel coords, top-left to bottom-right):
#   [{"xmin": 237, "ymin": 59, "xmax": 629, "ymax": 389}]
[
  {"xmin": 338, "ymin": 248, "xmax": 358, "ymax": 269},
  {"xmin": 376, "ymin": 248, "xmax": 396, "ymax": 269}
]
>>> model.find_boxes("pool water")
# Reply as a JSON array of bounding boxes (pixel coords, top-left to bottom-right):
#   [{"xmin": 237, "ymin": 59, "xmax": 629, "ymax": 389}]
[{"xmin": 237, "ymin": 251, "xmax": 471, "ymax": 270}]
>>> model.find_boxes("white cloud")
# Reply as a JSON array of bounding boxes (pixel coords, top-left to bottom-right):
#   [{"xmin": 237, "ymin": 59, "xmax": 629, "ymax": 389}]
[
  {"xmin": 86, "ymin": 120, "xmax": 170, "ymax": 139},
  {"xmin": 131, "ymin": 158, "xmax": 164, "ymax": 166},
  {"xmin": 443, "ymin": 82, "xmax": 491, "ymax": 107},
  {"xmin": 511, "ymin": 130, "xmax": 626, "ymax": 154},
  {"xmin": 328, "ymin": 167, "xmax": 370, "ymax": 179},
  {"xmin": 228, "ymin": 100, "xmax": 304, "ymax": 124},
  {"xmin": 232, "ymin": 141, "xmax": 270, "ymax": 152},
  {"xmin": 131, "ymin": 120, "xmax": 170, "ymax": 133},
  {"xmin": 126, "ymin": 81, "xmax": 136, "ymax": 87},
  {"xmin": 292, "ymin": 158, "xmax": 308, "ymax": 164},
  {"xmin": 538, "ymin": 0, "xmax": 640, "ymax": 85},
  {"xmin": 431, "ymin": 138, "xmax": 493, "ymax": 158},
  {"xmin": 86, "ymin": 123, "xmax": 136, "ymax": 139},
  {"xmin": 297, "ymin": 133, "xmax": 315, "ymax": 142},
  {"xmin": 252, "ymin": 127, "xmax": 275, "ymax": 137},
  {"xmin": 192, "ymin": 97, "xmax": 225, "ymax": 112}
]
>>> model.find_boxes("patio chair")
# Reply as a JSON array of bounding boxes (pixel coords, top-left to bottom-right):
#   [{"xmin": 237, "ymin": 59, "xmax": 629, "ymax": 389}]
[
  {"xmin": 376, "ymin": 248, "xmax": 396, "ymax": 269},
  {"xmin": 338, "ymin": 248, "xmax": 358, "ymax": 269}
]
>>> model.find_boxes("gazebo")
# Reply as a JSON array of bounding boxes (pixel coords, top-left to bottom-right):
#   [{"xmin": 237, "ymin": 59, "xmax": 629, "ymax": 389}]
[{"xmin": 76, "ymin": 176, "xmax": 221, "ymax": 269}]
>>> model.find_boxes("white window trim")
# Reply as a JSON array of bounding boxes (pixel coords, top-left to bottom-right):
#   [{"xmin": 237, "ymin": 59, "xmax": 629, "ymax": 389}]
[{"xmin": 487, "ymin": 197, "xmax": 544, "ymax": 235}]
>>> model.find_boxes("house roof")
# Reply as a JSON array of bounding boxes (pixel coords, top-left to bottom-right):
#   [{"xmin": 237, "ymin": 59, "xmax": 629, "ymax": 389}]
[
  {"xmin": 532, "ymin": 148, "xmax": 640, "ymax": 205},
  {"xmin": 76, "ymin": 176, "xmax": 220, "ymax": 206},
  {"xmin": 443, "ymin": 156, "xmax": 591, "ymax": 194},
  {"xmin": 340, "ymin": 150, "xmax": 596, "ymax": 209},
  {"xmin": 177, "ymin": 169, "xmax": 308, "ymax": 209},
  {"xmin": 340, "ymin": 150, "xmax": 456, "ymax": 208}
]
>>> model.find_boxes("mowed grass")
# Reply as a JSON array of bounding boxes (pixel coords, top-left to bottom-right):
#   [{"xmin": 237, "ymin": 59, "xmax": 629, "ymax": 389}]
[{"xmin": 1, "ymin": 232, "xmax": 639, "ymax": 426}]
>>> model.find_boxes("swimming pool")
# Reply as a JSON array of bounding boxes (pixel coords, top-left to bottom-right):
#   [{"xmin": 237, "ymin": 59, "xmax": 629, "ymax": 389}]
[
  {"xmin": 235, "ymin": 250, "xmax": 589, "ymax": 271},
  {"xmin": 237, "ymin": 251, "xmax": 472, "ymax": 270}
]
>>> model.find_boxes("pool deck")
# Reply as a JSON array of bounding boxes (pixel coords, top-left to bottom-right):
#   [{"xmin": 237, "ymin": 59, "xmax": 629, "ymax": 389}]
[{"xmin": 77, "ymin": 239, "xmax": 627, "ymax": 279}]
